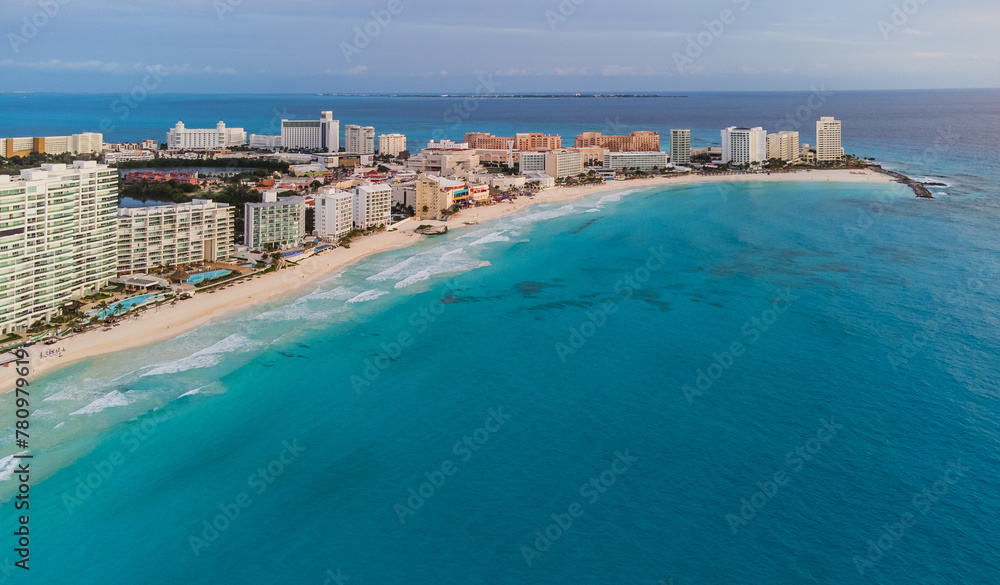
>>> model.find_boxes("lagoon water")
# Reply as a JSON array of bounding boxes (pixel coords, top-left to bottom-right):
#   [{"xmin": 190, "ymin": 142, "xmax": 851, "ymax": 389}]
[{"xmin": 1, "ymin": 91, "xmax": 999, "ymax": 583}]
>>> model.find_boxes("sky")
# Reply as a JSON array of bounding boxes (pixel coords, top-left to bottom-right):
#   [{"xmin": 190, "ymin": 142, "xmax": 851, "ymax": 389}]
[{"xmin": 0, "ymin": 0, "xmax": 997, "ymax": 93}]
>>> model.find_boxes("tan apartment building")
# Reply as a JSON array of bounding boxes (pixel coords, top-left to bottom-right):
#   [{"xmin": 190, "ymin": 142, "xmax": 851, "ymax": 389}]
[{"xmin": 574, "ymin": 131, "xmax": 660, "ymax": 152}]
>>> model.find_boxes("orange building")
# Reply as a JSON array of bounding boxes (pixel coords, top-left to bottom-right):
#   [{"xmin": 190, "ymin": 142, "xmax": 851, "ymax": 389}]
[
  {"xmin": 465, "ymin": 132, "xmax": 562, "ymax": 151},
  {"xmin": 574, "ymin": 131, "xmax": 660, "ymax": 152}
]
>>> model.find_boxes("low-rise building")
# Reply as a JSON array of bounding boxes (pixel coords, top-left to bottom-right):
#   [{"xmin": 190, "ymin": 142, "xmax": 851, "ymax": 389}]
[
  {"xmin": 604, "ymin": 151, "xmax": 669, "ymax": 171},
  {"xmin": 117, "ymin": 199, "xmax": 234, "ymax": 274},
  {"xmin": 0, "ymin": 133, "xmax": 104, "ymax": 157},
  {"xmin": 167, "ymin": 121, "xmax": 246, "ymax": 150},
  {"xmin": 416, "ymin": 175, "xmax": 466, "ymax": 220}
]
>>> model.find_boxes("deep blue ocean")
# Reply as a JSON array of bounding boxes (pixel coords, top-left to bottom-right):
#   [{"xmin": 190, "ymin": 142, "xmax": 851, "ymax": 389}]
[{"xmin": 1, "ymin": 90, "xmax": 999, "ymax": 583}]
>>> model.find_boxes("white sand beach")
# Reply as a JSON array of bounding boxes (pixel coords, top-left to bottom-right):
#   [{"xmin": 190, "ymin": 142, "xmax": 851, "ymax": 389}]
[{"xmin": 0, "ymin": 168, "xmax": 895, "ymax": 392}]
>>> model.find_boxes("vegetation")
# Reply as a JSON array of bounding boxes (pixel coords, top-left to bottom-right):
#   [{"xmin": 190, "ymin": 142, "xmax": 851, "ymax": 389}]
[
  {"xmin": 114, "ymin": 158, "xmax": 290, "ymax": 173},
  {"xmin": 119, "ymin": 180, "xmax": 201, "ymax": 203},
  {"xmin": 0, "ymin": 152, "xmax": 98, "ymax": 175}
]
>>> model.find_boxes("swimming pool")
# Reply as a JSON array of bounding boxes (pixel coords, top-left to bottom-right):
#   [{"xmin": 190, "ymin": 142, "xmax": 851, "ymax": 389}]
[
  {"xmin": 87, "ymin": 293, "xmax": 164, "ymax": 320},
  {"xmin": 186, "ymin": 270, "xmax": 233, "ymax": 285}
]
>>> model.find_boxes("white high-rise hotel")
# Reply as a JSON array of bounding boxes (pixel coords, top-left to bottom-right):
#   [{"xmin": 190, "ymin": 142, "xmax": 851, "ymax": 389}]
[
  {"xmin": 670, "ymin": 129, "xmax": 691, "ymax": 167},
  {"xmin": 721, "ymin": 127, "xmax": 767, "ymax": 165},
  {"xmin": 281, "ymin": 111, "xmax": 340, "ymax": 152},
  {"xmin": 0, "ymin": 162, "xmax": 119, "ymax": 334},
  {"xmin": 167, "ymin": 121, "xmax": 246, "ymax": 150},
  {"xmin": 345, "ymin": 125, "xmax": 376, "ymax": 154},
  {"xmin": 816, "ymin": 117, "xmax": 844, "ymax": 162}
]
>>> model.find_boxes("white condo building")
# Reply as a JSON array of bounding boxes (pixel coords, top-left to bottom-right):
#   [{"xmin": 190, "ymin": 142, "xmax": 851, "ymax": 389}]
[
  {"xmin": 670, "ymin": 129, "xmax": 691, "ymax": 167},
  {"xmin": 352, "ymin": 184, "xmax": 392, "ymax": 230},
  {"xmin": 281, "ymin": 111, "xmax": 339, "ymax": 152},
  {"xmin": 167, "ymin": 121, "xmax": 246, "ymax": 150},
  {"xmin": 721, "ymin": 127, "xmax": 767, "ymax": 165},
  {"xmin": 117, "ymin": 199, "xmax": 235, "ymax": 274},
  {"xmin": 520, "ymin": 150, "xmax": 584, "ymax": 179},
  {"xmin": 816, "ymin": 117, "xmax": 844, "ymax": 162},
  {"xmin": 345, "ymin": 125, "xmax": 376, "ymax": 154},
  {"xmin": 604, "ymin": 151, "xmax": 669, "ymax": 172},
  {"xmin": 378, "ymin": 133, "xmax": 407, "ymax": 157},
  {"xmin": 0, "ymin": 162, "xmax": 118, "ymax": 334},
  {"xmin": 249, "ymin": 134, "xmax": 283, "ymax": 150},
  {"xmin": 315, "ymin": 189, "xmax": 355, "ymax": 240},
  {"xmin": 244, "ymin": 190, "xmax": 306, "ymax": 250},
  {"xmin": 766, "ymin": 131, "xmax": 801, "ymax": 163}
]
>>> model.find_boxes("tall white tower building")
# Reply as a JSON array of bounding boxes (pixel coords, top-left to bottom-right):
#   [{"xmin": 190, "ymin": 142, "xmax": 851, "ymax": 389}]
[
  {"xmin": 721, "ymin": 127, "xmax": 767, "ymax": 165},
  {"xmin": 816, "ymin": 117, "xmax": 844, "ymax": 162}
]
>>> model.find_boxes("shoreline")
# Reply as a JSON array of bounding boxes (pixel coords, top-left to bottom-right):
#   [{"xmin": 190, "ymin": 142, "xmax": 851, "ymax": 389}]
[{"xmin": 0, "ymin": 168, "xmax": 895, "ymax": 392}]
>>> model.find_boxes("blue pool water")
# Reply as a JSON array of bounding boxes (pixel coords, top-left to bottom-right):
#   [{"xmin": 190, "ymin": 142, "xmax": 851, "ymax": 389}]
[
  {"xmin": 187, "ymin": 270, "xmax": 234, "ymax": 285},
  {"xmin": 87, "ymin": 293, "xmax": 164, "ymax": 320}
]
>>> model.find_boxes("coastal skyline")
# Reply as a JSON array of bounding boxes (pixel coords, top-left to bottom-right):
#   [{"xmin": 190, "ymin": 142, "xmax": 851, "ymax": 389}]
[{"xmin": 2, "ymin": 0, "xmax": 998, "ymax": 93}]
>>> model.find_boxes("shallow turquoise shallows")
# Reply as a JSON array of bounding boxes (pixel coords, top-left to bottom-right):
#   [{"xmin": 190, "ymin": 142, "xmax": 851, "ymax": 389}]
[{"xmin": 2, "ymin": 177, "xmax": 999, "ymax": 584}]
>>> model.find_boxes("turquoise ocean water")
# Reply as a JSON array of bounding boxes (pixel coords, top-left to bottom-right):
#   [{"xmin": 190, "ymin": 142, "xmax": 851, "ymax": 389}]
[{"xmin": 0, "ymin": 91, "xmax": 999, "ymax": 582}]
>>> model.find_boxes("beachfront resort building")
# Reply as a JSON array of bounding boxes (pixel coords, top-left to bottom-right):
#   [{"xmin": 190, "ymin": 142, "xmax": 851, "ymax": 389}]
[
  {"xmin": 767, "ymin": 131, "xmax": 801, "ymax": 163},
  {"xmin": 670, "ymin": 129, "xmax": 691, "ymax": 167},
  {"xmin": 520, "ymin": 150, "xmax": 584, "ymax": 179},
  {"xmin": 816, "ymin": 117, "xmax": 844, "ymax": 162},
  {"xmin": 0, "ymin": 133, "xmax": 104, "ymax": 158},
  {"xmin": 281, "ymin": 111, "xmax": 339, "ymax": 152},
  {"xmin": 465, "ymin": 132, "xmax": 563, "ymax": 151},
  {"xmin": 345, "ymin": 125, "xmax": 376, "ymax": 155},
  {"xmin": 0, "ymin": 162, "xmax": 118, "ymax": 334},
  {"xmin": 604, "ymin": 151, "xmax": 670, "ymax": 172},
  {"xmin": 167, "ymin": 121, "xmax": 246, "ymax": 150},
  {"xmin": 574, "ymin": 131, "xmax": 660, "ymax": 152},
  {"xmin": 406, "ymin": 142, "xmax": 481, "ymax": 176},
  {"xmin": 244, "ymin": 190, "xmax": 306, "ymax": 250},
  {"xmin": 315, "ymin": 189, "xmax": 355, "ymax": 240},
  {"xmin": 116, "ymin": 199, "xmax": 235, "ymax": 275},
  {"xmin": 352, "ymin": 184, "xmax": 392, "ymax": 230},
  {"xmin": 416, "ymin": 175, "xmax": 467, "ymax": 220},
  {"xmin": 378, "ymin": 134, "xmax": 407, "ymax": 157},
  {"xmin": 721, "ymin": 127, "xmax": 768, "ymax": 166}
]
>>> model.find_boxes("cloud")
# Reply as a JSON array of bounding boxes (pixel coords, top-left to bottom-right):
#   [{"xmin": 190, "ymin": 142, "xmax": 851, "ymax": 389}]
[{"xmin": 0, "ymin": 59, "xmax": 235, "ymax": 76}]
